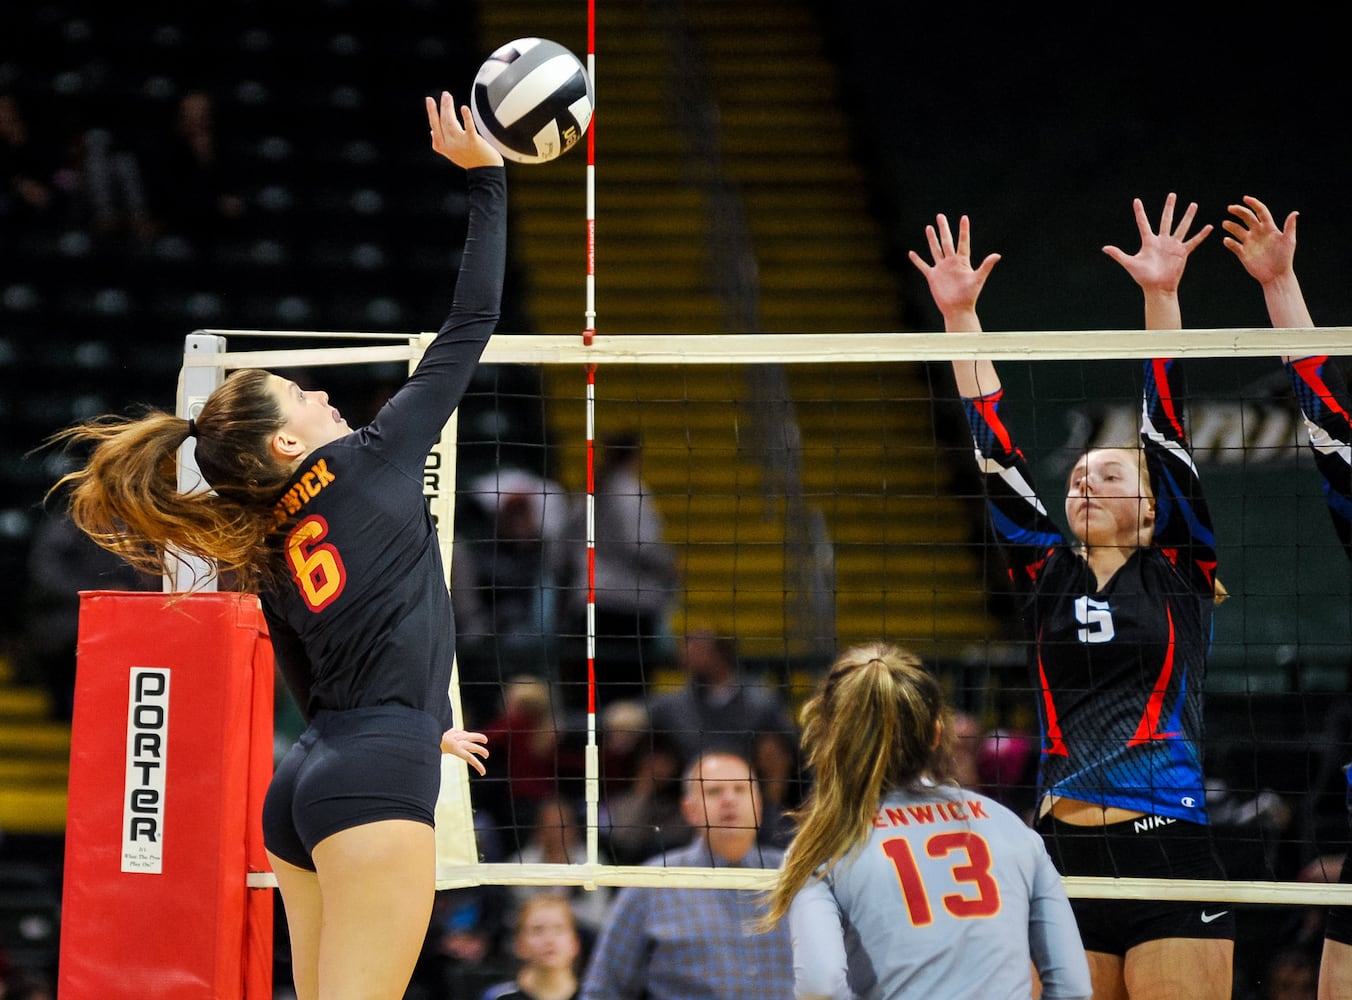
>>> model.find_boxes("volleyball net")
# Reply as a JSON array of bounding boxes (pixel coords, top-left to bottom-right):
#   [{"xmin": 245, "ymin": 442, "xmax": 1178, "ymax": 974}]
[{"xmin": 177, "ymin": 326, "xmax": 1352, "ymax": 907}]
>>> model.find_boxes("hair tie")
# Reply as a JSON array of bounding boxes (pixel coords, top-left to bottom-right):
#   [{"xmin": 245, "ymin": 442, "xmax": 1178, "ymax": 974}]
[{"xmin": 186, "ymin": 417, "xmax": 197, "ymax": 438}]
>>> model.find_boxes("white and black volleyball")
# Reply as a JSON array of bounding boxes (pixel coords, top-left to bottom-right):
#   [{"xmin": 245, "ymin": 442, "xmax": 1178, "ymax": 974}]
[{"xmin": 471, "ymin": 38, "xmax": 594, "ymax": 164}]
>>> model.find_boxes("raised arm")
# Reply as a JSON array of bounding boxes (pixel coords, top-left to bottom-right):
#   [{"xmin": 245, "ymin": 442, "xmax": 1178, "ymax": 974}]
[
  {"xmin": 1220, "ymin": 196, "xmax": 1351, "ymax": 554},
  {"xmin": 1139, "ymin": 358, "xmax": 1216, "ymax": 593},
  {"xmin": 1287, "ymin": 356, "xmax": 1352, "ymax": 559},
  {"xmin": 1222, "ymin": 195, "xmax": 1312, "ymax": 338},
  {"xmin": 911, "ymin": 214, "xmax": 1064, "ymax": 575},
  {"xmin": 1102, "ymin": 192, "xmax": 1212, "ymax": 331},
  {"xmin": 364, "ymin": 93, "xmax": 507, "ymax": 473},
  {"xmin": 1100, "ymin": 194, "xmax": 1216, "ymax": 585},
  {"xmin": 908, "ymin": 213, "xmax": 1002, "ymax": 398}
]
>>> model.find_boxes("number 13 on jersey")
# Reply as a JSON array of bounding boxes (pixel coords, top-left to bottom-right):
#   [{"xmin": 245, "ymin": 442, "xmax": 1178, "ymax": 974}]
[{"xmin": 882, "ymin": 831, "xmax": 1002, "ymax": 926}]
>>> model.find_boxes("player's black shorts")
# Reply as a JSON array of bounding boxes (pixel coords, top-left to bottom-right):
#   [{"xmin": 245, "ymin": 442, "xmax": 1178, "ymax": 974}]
[
  {"xmin": 262, "ymin": 705, "xmax": 442, "ymax": 871},
  {"xmin": 1037, "ymin": 814, "xmax": 1235, "ymax": 954}
]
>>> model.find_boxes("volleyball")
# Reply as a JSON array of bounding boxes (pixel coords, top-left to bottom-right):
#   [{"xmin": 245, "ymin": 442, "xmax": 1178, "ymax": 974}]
[{"xmin": 471, "ymin": 37, "xmax": 594, "ymax": 164}]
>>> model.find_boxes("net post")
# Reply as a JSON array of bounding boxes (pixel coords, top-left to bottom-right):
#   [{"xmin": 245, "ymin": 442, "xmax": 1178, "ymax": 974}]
[
  {"xmin": 418, "ymin": 331, "xmax": 478, "ymax": 885},
  {"xmin": 169, "ymin": 332, "xmax": 228, "ymax": 592}
]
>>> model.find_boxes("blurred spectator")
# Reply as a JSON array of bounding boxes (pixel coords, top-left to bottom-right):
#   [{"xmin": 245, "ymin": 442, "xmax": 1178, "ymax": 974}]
[
  {"xmin": 562, "ymin": 431, "xmax": 678, "ymax": 709},
  {"xmin": 453, "ymin": 468, "xmax": 577, "ymax": 717},
  {"xmin": 598, "ymin": 699, "xmax": 649, "ymax": 799},
  {"xmin": 1258, "ymin": 945, "xmax": 1318, "ymax": 1000},
  {"xmin": 400, "ymin": 808, "xmax": 508, "ymax": 1000},
  {"xmin": 751, "ymin": 727, "xmax": 799, "ymax": 849},
  {"xmin": 647, "ymin": 630, "xmax": 795, "ymax": 773},
  {"xmin": 977, "ymin": 726, "xmax": 1040, "ymax": 822},
  {"xmin": 408, "ymin": 883, "xmax": 515, "ymax": 1000},
  {"xmin": 476, "ymin": 676, "xmax": 582, "ymax": 846},
  {"xmin": 580, "ymin": 752, "xmax": 793, "ymax": 1000},
  {"xmin": 3, "ymin": 967, "xmax": 55, "ymax": 1000},
  {"xmin": 0, "ymin": 94, "xmax": 54, "ymax": 222},
  {"xmin": 1292, "ymin": 853, "xmax": 1349, "ymax": 958},
  {"xmin": 946, "ymin": 710, "xmax": 983, "ymax": 789},
  {"xmin": 1206, "ymin": 770, "xmax": 1295, "ymax": 882},
  {"xmin": 49, "ymin": 109, "xmax": 153, "ymax": 244},
  {"xmin": 481, "ymin": 893, "xmax": 582, "ymax": 1000},
  {"xmin": 19, "ymin": 508, "xmax": 156, "ymax": 721},
  {"xmin": 602, "ymin": 733, "xmax": 691, "ymax": 866},
  {"xmin": 141, "ymin": 90, "xmax": 244, "ymax": 241},
  {"xmin": 504, "ymin": 797, "xmax": 612, "ymax": 950},
  {"xmin": 475, "ymin": 802, "xmax": 508, "ymax": 866}
]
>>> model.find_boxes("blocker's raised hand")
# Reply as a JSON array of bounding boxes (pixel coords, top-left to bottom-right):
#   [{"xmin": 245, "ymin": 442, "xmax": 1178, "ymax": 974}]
[
  {"xmin": 1103, "ymin": 192, "xmax": 1211, "ymax": 294},
  {"xmin": 1223, "ymin": 195, "xmax": 1299, "ymax": 288},
  {"xmin": 425, "ymin": 90, "xmax": 503, "ymax": 170},
  {"xmin": 908, "ymin": 213, "xmax": 1001, "ymax": 327}
]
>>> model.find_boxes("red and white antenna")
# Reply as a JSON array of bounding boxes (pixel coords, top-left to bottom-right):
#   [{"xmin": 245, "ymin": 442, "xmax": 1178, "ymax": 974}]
[{"xmin": 582, "ymin": 0, "xmax": 601, "ymax": 869}]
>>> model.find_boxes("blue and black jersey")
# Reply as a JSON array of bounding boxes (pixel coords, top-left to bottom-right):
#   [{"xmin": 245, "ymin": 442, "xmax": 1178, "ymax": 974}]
[
  {"xmin": 1287, "ymin": 355, "xmax": 1352, "ymax": 807},
  {"xmin": 1288, "ymin": 355, "xmax": 1352, "ymax": 560},
  {"xmin": 260, "ymin": 165, "xmax": 506, "ymax": 732},
  {"xmin": 961, "ymin": 360, "xmax": 1217, "ymax": 823}
]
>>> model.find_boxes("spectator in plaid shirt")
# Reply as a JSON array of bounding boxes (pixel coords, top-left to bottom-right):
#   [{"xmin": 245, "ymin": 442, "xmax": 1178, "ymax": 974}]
[{"xmin": 579, "ymin": 752, "xmax": 792, "ymax": 999}]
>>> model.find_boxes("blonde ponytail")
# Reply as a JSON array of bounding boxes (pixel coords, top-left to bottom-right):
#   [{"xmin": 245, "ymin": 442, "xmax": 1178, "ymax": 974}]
[{"xmin": 763, "ymin": 643, "xmax": 951, "ymax": 928}]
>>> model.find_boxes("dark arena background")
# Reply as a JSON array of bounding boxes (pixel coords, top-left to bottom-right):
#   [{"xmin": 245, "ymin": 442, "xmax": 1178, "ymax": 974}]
[{"xmin": 2, "ymin": 2, "xmax": 1352, "ymax": 997}]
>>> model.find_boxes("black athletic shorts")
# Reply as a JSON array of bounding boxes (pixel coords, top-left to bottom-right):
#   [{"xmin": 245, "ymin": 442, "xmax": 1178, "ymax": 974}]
[
  {"xmin": 262, "ymin": 705, "xmax": 442, "ymax": 871},
  {"xmin": 1037, "ymin": 814, "xmax": 1235, "ymax": 954}
]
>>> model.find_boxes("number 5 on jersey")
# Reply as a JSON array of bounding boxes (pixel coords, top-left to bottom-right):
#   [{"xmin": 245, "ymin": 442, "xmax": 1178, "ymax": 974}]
[
  {"xmin": 1075, "ymin": 595, "xmax": 1115, "ymax": 643},
  {"xmin": 882, "ymin": 831, "xmax": 1002, "ymax": 926},
  {"xmin": 286, "ymin": 514, "xmax": 348, "ymax": 612}
]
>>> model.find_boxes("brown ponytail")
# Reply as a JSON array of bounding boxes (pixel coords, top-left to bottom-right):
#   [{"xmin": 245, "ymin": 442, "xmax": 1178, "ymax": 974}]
[{"xmin": 47, "ymin": 368, "xmax": 291, "ymax": 592}]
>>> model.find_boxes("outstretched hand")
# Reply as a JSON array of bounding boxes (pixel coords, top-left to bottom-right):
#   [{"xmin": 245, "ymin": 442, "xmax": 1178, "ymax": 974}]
[
  {"xmin": 441, "ymin": 727, "xmax": 490, "ymax": 775},
  {"xmin": 425, "ymin": 91, "xmax": 503, "ymax": 170},
  {"xmin": 1103, "ymin": 193, "xmax": 1211, "ymax": 293},
  {"xmin": 907, "ymin": 214, "xmax": 1001, "ymax": 327},
  {"xmin": 1222, "ymin": 195, "xmax": 1298, "ymax": 287}
]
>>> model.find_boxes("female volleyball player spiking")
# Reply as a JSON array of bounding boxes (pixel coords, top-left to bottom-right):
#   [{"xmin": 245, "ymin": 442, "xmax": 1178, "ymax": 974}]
[
  {"xmin": 763, "ymin": 642, "xmax": 1092, "ymax": 1000},
  {"xmin": 49, "ymin": 92, "xmax": 502, "ymax": 999},
  {"xmin": 1223, "ymin": 193, "xmax": 1352, "ymax": 1000},
  {"xmin": 909, "ymin": 195, "xmax": 1235, "ymax": 1000}
]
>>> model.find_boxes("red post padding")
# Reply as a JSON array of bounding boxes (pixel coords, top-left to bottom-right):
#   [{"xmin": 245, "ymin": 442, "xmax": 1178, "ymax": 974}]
[{"xmin": 60, "ymin": 592, "xmax": 275, "ymax": 999}]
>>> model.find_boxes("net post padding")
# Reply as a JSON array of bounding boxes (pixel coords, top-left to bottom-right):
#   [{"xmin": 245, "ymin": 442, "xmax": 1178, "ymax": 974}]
[{"xmin": 60, "ymin": 592, "xmax": 275, "ymax": 999}]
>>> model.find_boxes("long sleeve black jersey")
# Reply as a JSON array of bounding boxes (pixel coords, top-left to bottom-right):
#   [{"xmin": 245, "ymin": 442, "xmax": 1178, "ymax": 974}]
[
  {"xmin": 1287, "ymin": 355, "xmax": 1352, "ymax": 801},
  {"xmin": 1288, "ymin": 355, "xmax": 1352, "ymax": 559},
  {"xmin": 260, "ymin": 165, "xmax": 506, "ymax": 731},
  {"xmin": 961, "ymin": 360, "xmax": 1218, "ymax": 822}
]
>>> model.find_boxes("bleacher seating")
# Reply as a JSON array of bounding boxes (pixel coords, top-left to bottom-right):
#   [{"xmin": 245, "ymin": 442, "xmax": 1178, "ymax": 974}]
[
  {"xmin": 0, "ymin": 0, "xmax": 523, "ymax": 627},
  {"xmin": 0, "ymin": 2, "xmax": 541, "ymax": 850}
]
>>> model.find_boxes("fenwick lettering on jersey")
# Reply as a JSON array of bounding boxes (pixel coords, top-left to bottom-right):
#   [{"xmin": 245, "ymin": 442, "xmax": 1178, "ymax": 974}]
[
  {"xmin": 873, "ymin": 799, "xmax": 991, "ymax": 827},
  {"xmin": 273, "ymin": 458, "xmax": 337, "ymax": 524}
]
